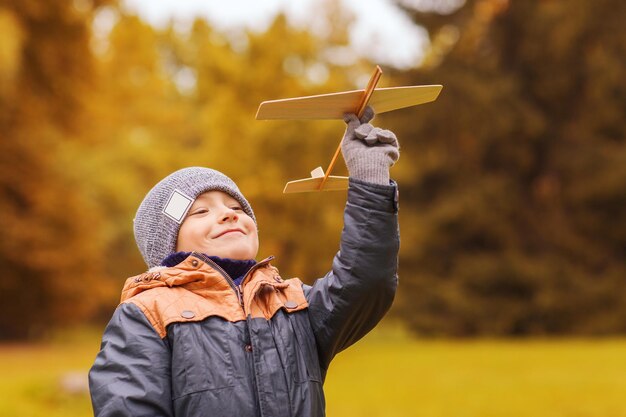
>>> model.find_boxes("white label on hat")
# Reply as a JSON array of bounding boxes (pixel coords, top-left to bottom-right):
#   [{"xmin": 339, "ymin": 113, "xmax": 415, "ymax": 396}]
[{"xmin": 162, "ymin": 189, "xmax": 194, "ymax": 224}]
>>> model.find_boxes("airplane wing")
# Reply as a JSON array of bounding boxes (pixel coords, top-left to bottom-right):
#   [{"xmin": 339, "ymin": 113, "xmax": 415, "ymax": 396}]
[
  {"xmin": 283, "ymin": 175, "xmax": 349, "ymax": 193},
  {"xmin": 255, "ymin": 85, "xmax": 443, "ymax": 120}
]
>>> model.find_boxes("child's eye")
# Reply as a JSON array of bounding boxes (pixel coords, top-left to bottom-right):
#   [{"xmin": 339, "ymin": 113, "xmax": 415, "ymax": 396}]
[
  {"xmin": 230, "ymin": 206, "xmax": 243, "ymax": 211},
  {"xmin": 190, "ymin": 208, "xmax": 209, "ymax": 216}
]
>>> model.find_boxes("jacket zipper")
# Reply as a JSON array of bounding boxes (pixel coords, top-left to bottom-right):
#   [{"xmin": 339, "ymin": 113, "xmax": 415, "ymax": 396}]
[
  {"xmin": 191, "ymin": 253, "xmax": 274, "ymax": 312},
  {"xmin": 192, "ymin": 253, "xmax": 276, "ymax": 410}
]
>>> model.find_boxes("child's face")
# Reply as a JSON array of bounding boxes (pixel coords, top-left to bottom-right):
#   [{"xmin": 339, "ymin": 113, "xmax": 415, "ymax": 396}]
[{"xmin": 176, "ymin": 191, "xmax": 259, "ymax": 260}]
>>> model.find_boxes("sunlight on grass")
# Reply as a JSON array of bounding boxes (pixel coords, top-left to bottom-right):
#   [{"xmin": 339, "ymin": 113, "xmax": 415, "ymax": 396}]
[
  {"xmin": 326, "ymin": 324, "xmax": 626, "ymax": 417},
  {"xmin": 1, "ymin": 323, "xmax": 626, "ymax": 417}
]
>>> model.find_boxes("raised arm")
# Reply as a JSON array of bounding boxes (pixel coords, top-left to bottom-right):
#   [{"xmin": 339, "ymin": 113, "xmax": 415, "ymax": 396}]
[{"xmin": 304, "ymin": 107, "xmax": 400, "ymax": 370}]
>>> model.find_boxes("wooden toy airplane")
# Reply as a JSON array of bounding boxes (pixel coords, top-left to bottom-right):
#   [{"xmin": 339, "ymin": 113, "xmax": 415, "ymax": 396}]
[{"xmin": 255, "ymin": 66, "xmax": 442, "ymax": 193}]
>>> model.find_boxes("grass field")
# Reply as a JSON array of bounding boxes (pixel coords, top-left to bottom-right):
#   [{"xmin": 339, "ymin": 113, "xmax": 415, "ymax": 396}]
[{"xmin": 1, "ymin": 323, "xmax": 626, "ymax": 417}]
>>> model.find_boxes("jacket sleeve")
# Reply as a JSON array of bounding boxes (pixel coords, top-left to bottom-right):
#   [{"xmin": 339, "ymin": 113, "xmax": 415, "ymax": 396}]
[
  {"xmin": 304, "ymin": 178, "xmax": 399, "ymax": 370},
  {"xmin": 89, "ymin": 302, "xmax": 174, "ymax": 417}
]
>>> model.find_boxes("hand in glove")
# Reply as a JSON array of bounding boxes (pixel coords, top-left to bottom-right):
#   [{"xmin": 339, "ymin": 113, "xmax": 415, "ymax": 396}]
[{"xmin": 341, "ymin": 106, "xmax": 400, "ymax": 185}]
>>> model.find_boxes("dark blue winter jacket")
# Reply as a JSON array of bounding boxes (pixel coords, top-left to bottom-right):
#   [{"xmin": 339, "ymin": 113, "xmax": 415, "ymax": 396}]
[{"xmin": 89, "ymin": 179, "xmax": 399, "ymax": 416}]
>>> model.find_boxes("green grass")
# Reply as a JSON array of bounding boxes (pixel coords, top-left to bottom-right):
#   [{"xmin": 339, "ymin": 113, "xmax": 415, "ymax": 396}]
[
  {"xmin": 0, "ymin": 328, "xmax": 101, "ymax": 417},
  {"xmin": 326, "ymin": 325, "xmax": 626, "ymax": 417},
  {"xmin": 1, "ymin": 324, "xmax": 626, "ymax": 417}
]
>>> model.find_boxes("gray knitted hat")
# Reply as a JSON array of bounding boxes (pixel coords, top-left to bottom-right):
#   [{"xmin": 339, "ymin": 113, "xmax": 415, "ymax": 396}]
[{"xmin": 134, "ymin": 167, "xmax": 255, "ymax": 268}]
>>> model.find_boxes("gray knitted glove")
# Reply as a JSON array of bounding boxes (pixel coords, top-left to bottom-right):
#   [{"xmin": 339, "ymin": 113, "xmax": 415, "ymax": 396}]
[{"xmin": 341, "ymin": 106, "xmax": 400, "ymax": 185}]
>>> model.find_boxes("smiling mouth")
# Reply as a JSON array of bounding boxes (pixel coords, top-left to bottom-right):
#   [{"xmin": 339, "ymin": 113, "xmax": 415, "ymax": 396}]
[{"xmin": 215, "ymin": 229, "xmax": 245, "ymax": 238}]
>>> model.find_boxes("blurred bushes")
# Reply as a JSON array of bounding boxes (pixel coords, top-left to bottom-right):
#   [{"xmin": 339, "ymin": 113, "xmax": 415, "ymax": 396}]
[
  {"xmin": 1, "ymin": 0, "xmax": 625, "ymax": 339},
  {"xmin": 0, "ymin": 0, "xmax": 114, "ymax": 339},
  {"xmin": 391, "ymin": 0, "xmax": 626, "ymax": 336}
]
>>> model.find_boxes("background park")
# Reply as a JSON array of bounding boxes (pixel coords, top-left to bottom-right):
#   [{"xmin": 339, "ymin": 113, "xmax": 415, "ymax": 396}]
[{"xmin": 1, "ymin": 0, "xmax": 626, "ymax": 415}]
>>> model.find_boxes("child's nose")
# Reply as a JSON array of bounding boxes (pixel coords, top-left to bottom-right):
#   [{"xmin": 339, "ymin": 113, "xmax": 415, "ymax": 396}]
[{"xmin": 220, "ymin": 207, "xmax": 239, "ymax": 223}]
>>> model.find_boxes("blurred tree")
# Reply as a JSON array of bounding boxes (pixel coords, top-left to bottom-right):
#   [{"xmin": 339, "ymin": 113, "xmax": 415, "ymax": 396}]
[
  {"xmin": 1, "ymin": 1, "xmax": 370, "ymax": 339},
  {"xmin": 0, "ymin": 0, "xmax": 115, "ymax": 340},
  {"xmin": 389, "ymin": 0, "xmax": 626, "ymax": 335},
  {"xmin": 71, "ymin": 11, "xmax": 190, "ymax": 292},
  {"xmin": 11, "ymin": 0, "xmax": 622, "ymax": 339},
  {"xmin": 78, "ymin": 5, "xmax": 372, "ymax": 317}
]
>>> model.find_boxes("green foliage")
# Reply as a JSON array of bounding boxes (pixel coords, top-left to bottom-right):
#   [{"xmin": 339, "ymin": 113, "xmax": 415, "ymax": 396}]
[{"xmin": 390, "ymin": 0, "xmax": 626, "ymax": 335}]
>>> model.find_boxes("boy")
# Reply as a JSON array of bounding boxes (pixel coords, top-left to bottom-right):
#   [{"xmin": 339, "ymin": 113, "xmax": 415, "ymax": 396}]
[{"xmin": 89, "ymin": 107, "xmax": 400, "ymax": 416}]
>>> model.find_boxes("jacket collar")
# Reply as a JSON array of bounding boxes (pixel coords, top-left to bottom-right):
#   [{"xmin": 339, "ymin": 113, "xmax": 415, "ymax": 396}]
[
  {"xmin": 161, "ymin": 251, "xmax": 257, "ymax": 285},
  {"xmin": 121, "ymin": 252, "xmax": 275, "ymax": 302}
]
